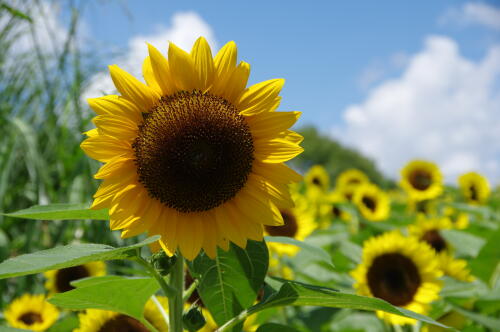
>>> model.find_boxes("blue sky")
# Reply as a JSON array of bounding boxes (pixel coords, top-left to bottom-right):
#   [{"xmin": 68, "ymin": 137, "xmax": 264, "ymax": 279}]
[
  {"xmin": 66, "ymin": 0, "xmax": 500, "ymax": 181},
  {"xmin": 80, "ymin": 0, "xmax": 498, "ymax": 128}
]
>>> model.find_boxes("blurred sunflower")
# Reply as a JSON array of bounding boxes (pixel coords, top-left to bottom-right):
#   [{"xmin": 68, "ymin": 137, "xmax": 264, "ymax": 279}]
[
  {"xmin": 74, "ymin": 296, "xmax": 168, "ymax": 332},
  {"xmin": 264, "ymin": 193, "xmax": 316, "ymax": 256},
  {"xmin": 335, "ymin": 183, "xmax": 358, "ymax": 202},
  {"xmin": 44, "ymin": 261, "xmax": 106, "ymax": 293},
  {"xmin": 317, "ymin": 192, "xmax": 350, "ymax": 228},
  {"xmin": 81, "ymin": 37, "xmax": 303, "ymax": 260},
  {"xmin": 458, "ymin": 172, "xmax": 490, "ymax": 205},
  {"xmin": 4, "ymin": 294, "xmax": 59, "ymax": 331},
  {"xmin": 304, "ymin": 165, "xmax": 330, "ymax": 195},
  {"xmin": 351, "ymin": 231, "xmax": 442, "ymax": 326},
  {"xmin": 352, "ymin": 184, "xmax": 390, "ymax": 222},
  {"xmin": 409, "ymin": 217, "xmax": 474, "ymax": 282},
  {"xmin": 442, "ymin": 206, "xmax": 469, "ymax": 230},
  {"xmin": 335, "ymin": 168, "xmax": 369, "ymax": 189},
  {"xmin": 400, "ymin": 160, "xmax": 443, "ymax": 201}
]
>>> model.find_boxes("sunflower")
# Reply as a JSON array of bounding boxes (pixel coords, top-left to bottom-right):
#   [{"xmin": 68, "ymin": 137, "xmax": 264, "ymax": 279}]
[
  {"xmin": 304, "ymin": 165, "xmax": 330, "ymax": 193},
  {"xmin": 352, "ymin": 184, "xmax": 390, "ymax": 222},
  {"xmin": 4, "ymin": 294, "xmax": 59, "ymax": 331},
  {"xmin": 44, "ymin": 261, "xmax": 106, "ymax": 293},
  {"xmin": 335, "ymin": 169, "xmax": 369, "ymax": 189},
  {"xmin": 74, "ymin": 296, "xmax": 168, "ymax": 332},
  {"xmin": 317, "ymin": 191, "xmax": 350, "ymax": 228},
  {"xmin": 81, "ymin": 37, "xmax": 303, "ymax": 260},
  {"xmin": 351, "ymin": 231, "xmax": 442, "ymax": 326},
  {"xmin": 409, "ymin": 217, "xmax": 474, "ymax": 282},
  {"xmin": 458, "ymin": 172, "xmax": 490, "ymax": 205},
  {"xmin": 264, "ymin": 192, "xmax": 317, "ymax": 257},
  {"xmin": 442, "ymin": 206, "xmax": 469, "ymax": 230},
  {"xmin": 400, "ymin": 160, "xmax": 443, "ymax": 201}
]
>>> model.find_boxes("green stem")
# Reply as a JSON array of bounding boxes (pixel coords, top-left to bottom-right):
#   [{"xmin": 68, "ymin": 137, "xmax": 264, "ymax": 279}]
[
  {"xmin": 168, "ymin": 254, "xmax": 185, "ymax": 332},
  {"xmin": 215, "ymin": 306, "xmax": 258, "ymax": 332},
  {"xmin": 182, "ymin": 277, "xmax": 199, "ymax": 303},
  {"xmin": 134, "ymin": 251, "xmax": 176, "ymax": 298}
]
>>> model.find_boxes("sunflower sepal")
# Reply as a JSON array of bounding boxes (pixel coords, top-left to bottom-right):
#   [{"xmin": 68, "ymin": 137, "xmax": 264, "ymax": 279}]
[
  {"xmin": 149, "ymin": 250, "xmax": 177, "ymax": 276},
  {"xmin": 182, "ymin": 304, "xmax": 206, "ymax": 332}
]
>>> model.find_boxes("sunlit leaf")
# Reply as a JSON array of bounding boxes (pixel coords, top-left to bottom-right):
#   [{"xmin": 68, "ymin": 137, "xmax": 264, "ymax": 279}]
[{"xmin": 4, "ymin": 203, "xmax": 108, "ymax": 220}]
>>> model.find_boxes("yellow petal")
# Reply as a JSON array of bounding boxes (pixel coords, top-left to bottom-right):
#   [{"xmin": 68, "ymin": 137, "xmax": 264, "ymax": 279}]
[
  {"xmin": 245, "ymin": 111, "xmax": 301, "ymax": 138},
  {"xmin": 94, "ymin": 156, "xmax": 135, "ymax": 179},
  {"xmin": 177, "ymin": 213, "xmax": 203, "ymax": 260},
  {"xmin": 200, "ymin": 211, "xmax": 217, "ymax": 259},
  {"xmin": 109, "ymin": 65, "xmax": 160, "ymax": 110},
  {"xmin": 87, "ymin": 95, "xmax": 142, "ymax": 124},
  {"xmin": 278, "ymin": 130, "xmax": 304, "ymax": 144},
  {"xmin": 213, "ymin": 41, "xmax": 237, "ymax": 84},
  {"xmin": 142, "ymin": 56, "xmax": 162, "ymax": 94},
  {"xmin": 254, "ymin": 138, "xmax": 303, "ymax": 163},
  {"xmin": 81, "ymin": 135, "xmax": 133, "ymax": 162},
  {"xmin": 237, "ymin": 79, "xmax": 285, "ymax": 115},
  {"xmin": 158, "ymin": 208, "xmax": 179, "ymax": 256},
  {"xmin": 90, "ymin": 193, "xmax": 114, "ymax": 210},
  {"xmin": 246, "ymin": 173, "xmax": 294, "ymax": 209},
  {"xmin": 109, "ymin": 183, "xmax": 140, "ymax": 215},
  {"xmin": 214, "ymin": 204, "xmax": 247, "ymax": 248},
  {"xmin": 252, "ymin": 161, "xmax": 302, "ymax": 184},
  {"xmin": 190, "ymin": 37, "xmax": 214, "ymax": 91},
  {"xmin": 168, "ymin": 42, "xmax": 198, "ymax": 91},
  {"xmin": 233, "ymin": 188, "xmax": 283, "ymax": 226},
  {"xmin": 216, "ymin": 61, "xmax": 250, "ymax": 103},
  {"xmin": 93, "ymin": 115, "xmax": 138, "ymax": 141},
  {"xmin": 147, "ymin": 43, "xmax": 176, "ymax": 96}
]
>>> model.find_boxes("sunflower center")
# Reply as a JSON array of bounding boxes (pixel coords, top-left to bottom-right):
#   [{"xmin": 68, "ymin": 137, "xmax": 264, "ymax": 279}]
[
  {"xmin": 332, "ymin": 205, "xmax": 342, "ymax": 218},
  {"xmin": 421, "ymin": 229, "xmax": 447, "ymax": 252},
  {"xmin": 348, "ymin": 178, "xmax": 360, "ymax": 185},
  {"xmin": 98, "ymin": 315, "xmax": 149, "ymax": 332},
  {"xmin": 312, "ymin": 177, "xmax": 321, "ymax": 186},
  {"xmin": 265, "ymin": 209, "xmax": 298, "ymax": 238},
  {"xmin": 409, "ymin": 170, "xmax": 432, "ymax": 191},
  {"xmin": 367, "ymin": 253, "xmax": 421, "ymax": 306},
  {"xmin": 55, "ymin": 265, "xmax": 90, "ymax": 292},
  {"xmin": 362, "ymin": 196, "xmax": 377, "ymax": 212},
  {"xmin": 19, "ymin": 312, "xmax": 43, "ymax": 325},
  {"xmin": 469, "ymin": 185, "xmax": 478, "ymax": 202},
  {"xmin": 133, "ymin": 91, "xmax": 254, "ymax": 213}
]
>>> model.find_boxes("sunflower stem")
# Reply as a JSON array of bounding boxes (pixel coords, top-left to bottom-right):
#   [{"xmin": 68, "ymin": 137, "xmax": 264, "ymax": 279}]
[
  {"xmin": 168, "ymin": 253, "xmax": 185, "ymax": 332},
  {"xmin": 215, "ymin": 307, "xmax": 255, "ymax": 332},
  {"xmin": 182, "ymin": 277, "xmax": 199, "ymax": 302},
  {"xmin": 134, "ymin": 250, "xmax": 176, "ymax": 298}
]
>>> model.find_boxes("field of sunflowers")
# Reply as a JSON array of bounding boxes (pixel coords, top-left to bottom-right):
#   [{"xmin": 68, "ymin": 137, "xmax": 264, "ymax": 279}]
[{"xmin": 1, "ymin": 2, "xmax": 500, "ymax": 332}]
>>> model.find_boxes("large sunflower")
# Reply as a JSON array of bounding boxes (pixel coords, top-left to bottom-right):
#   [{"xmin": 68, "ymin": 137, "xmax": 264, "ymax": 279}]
[
  {"xmin": 351, "ymin": 232, "xmax": 442, "ymax": 326},
  {"xmin": 81, "ymin": 38, "xmax": 303, "ymax": 260},
  {"xmin": 458, "ymin": 172, "xmax": 490, "ymax": 205},
  {"xmin": 400, "ymin": 160, "xmax": 443, "ymax": 201},
  {"xmin": 74, "ymin": 296, "xmax": 168, "ymax": 332},
  {"xmin": 4, "ymin": 294, "xmax": 59, "ymax": 331},
  {"xmin": 409, "ymin": 217, "xmax": 474, "ymax": 282},
  {"xmin": 352, "ymin": 183, "xmax": 390, "ymax": 222},
  {"xmin": 44, "ymin": 261, "xmax": 106, "ymax": 293},
  {"xmin": 335, "ymin": 168, "xmax": 369, "ymax": 189}
]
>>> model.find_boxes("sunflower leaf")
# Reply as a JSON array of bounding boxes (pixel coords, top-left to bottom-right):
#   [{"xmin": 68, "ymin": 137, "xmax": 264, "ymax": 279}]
[
  {"xmin": 48, "ymin": 276, "xmax": 159, "ymax": 323},
  {"xmin": 247, "ymin": 282, "xmax": 449, "ymax": 328},
  {"xmin": 256, "ymin": 323, "xmax": 301, "ymax": 332},
  {"xmin": 187, "ymin": 240, "xmax": 268, "ymax": 330},
  {"xmin": 3, "ymin": 203, "xmax": 109, "ymax": 220},
  {"xmin": 469, "ymin": 228, "xmax": 500, "ymax": 284},
  {"xmin": 265, "ymin": 236, "xmax": 335, "ymax": 269},
  {"xmin": 0, "ymin": 236, "xmax": 159, "ymax": 279}
]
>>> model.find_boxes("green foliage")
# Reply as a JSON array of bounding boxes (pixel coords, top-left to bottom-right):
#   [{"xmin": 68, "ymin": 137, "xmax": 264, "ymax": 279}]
[
  {"xmin": 0, "ymin": 236, "xmax": 159, "ymax": 279},
  {"xmin": 3, "ymin": 204, "xmax": 108, "ymax": 221},
  {"xmin": 293, "ymin": 126, "xmax": 391, "ymax": 187},
  {"xmin": 188, "ymin": 240, "xmax": 268, "ymax": 329},
  {"xmin": 48, "ymin": 276, "xmax": 159, "ymax": 323}
]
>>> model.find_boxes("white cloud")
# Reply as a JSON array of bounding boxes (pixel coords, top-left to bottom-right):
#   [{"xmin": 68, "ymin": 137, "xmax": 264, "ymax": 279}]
[
  {"xmin": 357, "ymin": 52, "xmax": 409, "ymax": 90},
  {"xmin": 335, "ymin": 36, "xmax": 500, "ymax": 184},
  {"xmin": 83, "ymin": 12, "xmax": 217, "ymax": 100},
  {"xmin": 440, "ymin": 2, "xmax": 500, "ymax": 30}
]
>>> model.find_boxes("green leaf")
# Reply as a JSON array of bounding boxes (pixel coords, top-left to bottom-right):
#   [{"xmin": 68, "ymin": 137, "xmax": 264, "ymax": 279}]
[
  {"xmin": 46, "ymin": 314, "xmax": 79, "ymax": 332},
  {"xmin": 188, "ymin": 240, "xmax": 268, "ymax": 329},
  {"xmin": 0, "ymin": 4, "xmax": 33, "ymax": 22},
  {"xmin": 469, "ymin": 228, "xmax": 500, "ymax": 284},
  {"xmin": 48, "ymin": 276, "xmax": 158, "ymax": 323},
  {"xmin": 265, "ymin": 236, "xmax": 334, "ymax": 269},
  {"xmin": 3, "ymin": 203, "xmax": 108, "ymax": 220},
  {"xmin": 256, "ymin": 323, "xmax": 300, "ymax": 332},
  {"xmin": 441, "ymin": 230, "xmax": 485, "ymax": 258},
  {"xmin": 451, "ymin": 305, "xmax": 500, "ymax": 330},
  {"xmin": 249, "ymin": 282, "xmax": 447, "ymax": 328},
  {"xmin": 0, "ymin": 327, "xmax": 31, "ymax": 332},
  {"xmin": 0, "ymin": 236, "xmax": 159, "ymax": 279}
]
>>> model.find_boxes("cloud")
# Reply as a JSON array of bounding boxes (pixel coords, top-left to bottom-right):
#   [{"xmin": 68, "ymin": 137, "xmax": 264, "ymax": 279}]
[
  {"xmin": 335, "ymin": 36, "xmax": 500, "ymax": 183},
  {"xmin": 440, "ymin": 2, "xmax": 500, "ymax": 30},
  {"xmin": 357, "ymin": 52, "xmax": 409, "ymax": 90},
  {"xmin": 83, "ymin": 12, "xmax": 217, "ymax": 100}
]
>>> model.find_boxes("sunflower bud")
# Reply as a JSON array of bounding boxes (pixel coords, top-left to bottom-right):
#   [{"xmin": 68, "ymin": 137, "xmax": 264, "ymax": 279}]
[
  {"xmin": 182, "ymin": 305, "xmax": 206, "ymax": 332},
  {"xmin": 149, "ymin": 251, "xmax": 177, "ymax": 276}
]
